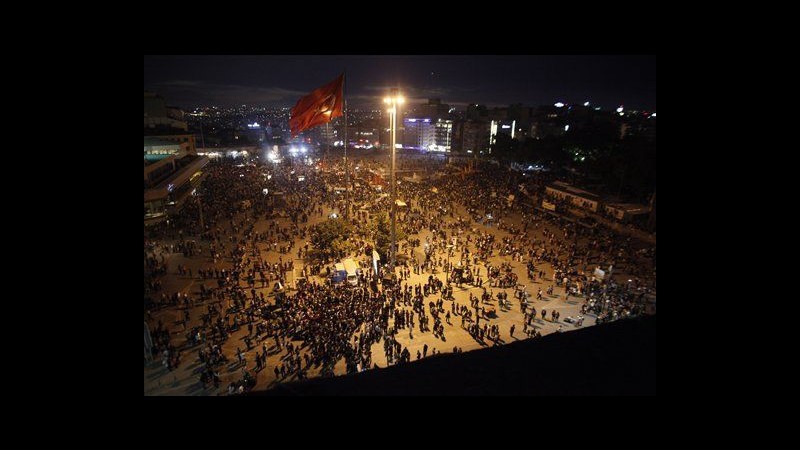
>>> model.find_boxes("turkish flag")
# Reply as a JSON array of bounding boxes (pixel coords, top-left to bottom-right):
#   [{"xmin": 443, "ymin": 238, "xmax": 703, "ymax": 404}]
[{"xmin": 290, "ymin": 74, "xmax": 344, "ymax": 137}]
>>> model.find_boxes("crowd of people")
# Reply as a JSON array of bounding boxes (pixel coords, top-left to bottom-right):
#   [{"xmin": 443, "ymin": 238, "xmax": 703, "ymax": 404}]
[{"xmin": 144, "ymin": 152, "xmax": 655, "ymax": 395}]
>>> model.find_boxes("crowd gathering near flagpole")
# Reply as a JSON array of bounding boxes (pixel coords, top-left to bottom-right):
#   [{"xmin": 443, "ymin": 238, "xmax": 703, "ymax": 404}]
[{"xmin": 144, "ymin": 76, "xmax": 656, "ymax": 395}]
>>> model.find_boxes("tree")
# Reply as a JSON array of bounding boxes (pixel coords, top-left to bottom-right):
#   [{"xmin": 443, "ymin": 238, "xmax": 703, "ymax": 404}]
[
  {"xmin": 309, "ymin": 218, "xmax": 353, "ymax": 262},
  {"xmin": 369, "ymin": 212, "xmax": 407, "ymax": 262}
]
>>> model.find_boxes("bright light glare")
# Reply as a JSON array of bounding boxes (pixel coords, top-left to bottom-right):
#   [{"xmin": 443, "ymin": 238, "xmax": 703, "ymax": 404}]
[
  {"xmin": 583, "ymin": 102, "xmax": 590, "ymax": 106},
  {"xmin": 554, "ymin": 102, "xmax": 564, "ymax": 108},
  {"xmin": 616, "ymin": 106, "xmax": 624, "ymax": 113},
  {"xmin": 385, "ymin": 95, "xmax": 404, "ymax": 104}
]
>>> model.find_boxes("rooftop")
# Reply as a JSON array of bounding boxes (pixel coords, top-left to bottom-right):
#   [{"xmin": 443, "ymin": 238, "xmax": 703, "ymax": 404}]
[
  {"xmin": 144, "ymin": 137, "xmax": 181, "ymax": 147},
  {"xmin": 606, "ymin": 203, "xmax": 650, "ymax": 213},
  {"xmin": 548, "ymin": 181, "xmax": 601, "ymax": 201}
]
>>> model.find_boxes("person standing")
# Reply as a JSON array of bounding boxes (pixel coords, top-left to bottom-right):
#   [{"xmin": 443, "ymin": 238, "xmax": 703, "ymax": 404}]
[{"xmin": 510, "ymin": 324, "xmax": 515, "ymax": 338}]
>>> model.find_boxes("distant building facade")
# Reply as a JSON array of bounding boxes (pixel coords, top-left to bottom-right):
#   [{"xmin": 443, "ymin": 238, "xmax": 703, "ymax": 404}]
[{"xmin": 144, "ymin": 92, "xmax": 208, "ymax": 225}]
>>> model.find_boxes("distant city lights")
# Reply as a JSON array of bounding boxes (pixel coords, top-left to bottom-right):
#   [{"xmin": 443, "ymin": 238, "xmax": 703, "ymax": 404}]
[
  {"xmin": 564, "ymin": 125, "xmax": 570, "ymax": 132},
  {"xmin": 584, "ymin": 101, "xmax": 590, "ymax": 107},
  {"xmin": 554, "ymin": 102, "xmax": 565, "ymax": 108},
  {"xmin": 616, "ymin": 106, "xmax": 624, "ymax": 113}
]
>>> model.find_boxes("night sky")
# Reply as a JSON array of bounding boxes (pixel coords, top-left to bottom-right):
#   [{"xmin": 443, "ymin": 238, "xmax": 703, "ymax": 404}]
[{"xmin": 144, "ymin": 55, "xmax": 656, "ymax": 110}]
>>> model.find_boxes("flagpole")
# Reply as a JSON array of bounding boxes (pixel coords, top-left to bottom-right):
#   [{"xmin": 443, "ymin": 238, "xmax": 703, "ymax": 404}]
[
  {"xmin": 343, "ymin": 71, "xmax": 349, "ymax": 219},
  {"xmin": 326, "ymin": 122, "xmax": 331, "ymax": 168}
]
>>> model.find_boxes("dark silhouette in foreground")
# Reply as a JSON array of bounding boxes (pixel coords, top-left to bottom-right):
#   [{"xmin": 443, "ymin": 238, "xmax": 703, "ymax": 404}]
[{"xmin": 250, "ymin": 315, "xmax": 656, "ymax": 395}]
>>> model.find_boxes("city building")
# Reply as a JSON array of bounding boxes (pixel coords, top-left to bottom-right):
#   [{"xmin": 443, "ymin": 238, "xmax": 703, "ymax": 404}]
[
  {"xmin": 402, "ymin": 118, "xmax": 435, "ymax": 150},
  {"xmin": 545, "ymin": 181, "xmax": 601, "ymax": 212},
  {"xmin": 530, "ymin": 105, "xmax": 567, "ymax": 139},
  {"xmin": 456, "ymin": 120, "xmax": 490, "ymax": 154},
  {"xmin": 466, "ymin": 104, "xmax": 488, "ymax": 120},
  {"xmin": 403, "ymin": 118, "xmax": 452, "ymax": 151},
  {"xmin": 144, "ymin": 91, "xmax": 188, "ymax": 132},
  {"xmin": 416, "ymin": 98, "xmax": 451, "ymax": 120},
  {"xmin": 145, "ymin": 92, "xmax": 209, "ymax": 224},
  {"xmin": 604, "ymin": 203, "xmax": 651, "ymax": 222},
  {"xmin": 489, "ymin": 119, "xmax": 516, "ymax": 151},
  {"xmin": 434, "ymin": 119, "xmax": 453, "ymax": 151}
]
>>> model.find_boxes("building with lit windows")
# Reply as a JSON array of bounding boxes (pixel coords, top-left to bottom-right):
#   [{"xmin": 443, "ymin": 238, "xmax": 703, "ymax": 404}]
[
  {"xmin": 433, "ymin": 119, "xmax": 453, "ymax": 151},
  {"xmin": 145, "ymin": 92, "xmax": 208, "ymax": 224},
  {"xmin": 489, "ymin": 119, "xmax": 517, "ymax": 152},
  {"xmin": 402, "ymin": 118, "xmax": 453, "ymax": 152},
  {"xmin": 402, "ymin": 118, "xmax": 435, "ymax": 150}
]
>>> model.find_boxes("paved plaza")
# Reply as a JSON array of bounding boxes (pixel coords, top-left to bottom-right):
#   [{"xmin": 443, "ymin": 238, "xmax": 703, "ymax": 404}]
[{"xmin": 144, "ymin": 154, "xmax": 654, "ymax": 395}]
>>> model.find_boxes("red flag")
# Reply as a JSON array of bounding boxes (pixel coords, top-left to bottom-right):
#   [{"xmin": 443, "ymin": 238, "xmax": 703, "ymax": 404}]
[{"xmin": 289, "ymin": 74, "xmax": 344, "ymax": 137}]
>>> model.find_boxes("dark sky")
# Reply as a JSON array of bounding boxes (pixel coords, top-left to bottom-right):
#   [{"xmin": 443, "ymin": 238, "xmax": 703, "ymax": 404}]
[{"xmin": 144, "ymin": 55, "xmax": 656, "ymax": 110}]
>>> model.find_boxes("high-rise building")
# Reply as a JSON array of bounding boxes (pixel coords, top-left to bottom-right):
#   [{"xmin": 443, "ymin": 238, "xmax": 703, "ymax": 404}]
[
  {"xmin": 402, "ymin": 118, "xmax": 453, "ymax": 152},
  {"xmin": 490, "ymin": 119, "xmax": 517, "ymax": 148},
  {"xmin": 434, "ymin": 119, "xmax": 453, "ymax": 151},
  {"xmin": 403, "ymin": 118, "xmax": 435, "ymax": 150},
  {"xmin": 460, "ymin": 120, "xmax": 490, "ymax": 154}
]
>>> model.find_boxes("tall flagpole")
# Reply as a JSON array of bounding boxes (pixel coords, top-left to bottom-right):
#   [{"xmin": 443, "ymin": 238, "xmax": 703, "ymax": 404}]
[
  {"xmin": 343, "ymin": 71, "xmax": 349, "ymax": 219},
  {"xmin": 326, "ymin": 122, "xmax": 331, "ymax": 168}
]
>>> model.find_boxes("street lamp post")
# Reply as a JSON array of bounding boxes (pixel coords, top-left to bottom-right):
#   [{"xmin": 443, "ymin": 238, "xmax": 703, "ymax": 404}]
[{"xmin": 384, "ymin": 90, "xmax": 404, "ymax": 281}]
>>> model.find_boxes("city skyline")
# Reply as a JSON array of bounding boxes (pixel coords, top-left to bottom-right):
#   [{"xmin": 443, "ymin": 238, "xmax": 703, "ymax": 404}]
[{"xmin": 144, "ymin": 55, "xmax": 656, "ymax": 110}]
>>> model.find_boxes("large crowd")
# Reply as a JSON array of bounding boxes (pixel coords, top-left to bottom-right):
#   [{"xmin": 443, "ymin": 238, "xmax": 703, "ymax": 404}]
[{"xmin": 144, "ymin": 152, "xmax": 655, "ymax": 395}]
